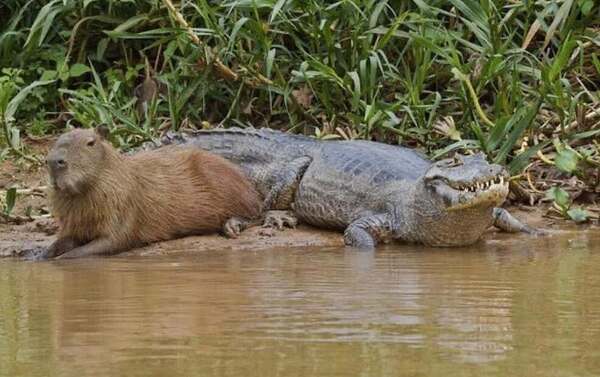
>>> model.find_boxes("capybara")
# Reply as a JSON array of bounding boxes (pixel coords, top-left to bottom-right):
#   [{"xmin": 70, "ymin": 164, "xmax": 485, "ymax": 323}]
[{"xmin": 40, "ymin": 126, "xmax": 262, "ymax": 259}]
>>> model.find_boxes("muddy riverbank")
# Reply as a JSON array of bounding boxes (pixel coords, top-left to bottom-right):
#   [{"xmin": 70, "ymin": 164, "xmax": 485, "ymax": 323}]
[{"xmin": 0, "ymin": 205, "xmax": 581, "ymax": 258}]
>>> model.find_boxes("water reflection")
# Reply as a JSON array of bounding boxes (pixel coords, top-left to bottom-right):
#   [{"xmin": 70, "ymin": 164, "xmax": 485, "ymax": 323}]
[{"xmin": 1, "ymin": 230, "xmax": 599, "ymax": 376}]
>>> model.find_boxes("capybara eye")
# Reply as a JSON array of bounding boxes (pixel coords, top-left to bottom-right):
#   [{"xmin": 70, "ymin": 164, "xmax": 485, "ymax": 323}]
[{"xmin": 87, "ymin": 138, "xmax": 96, "ymax": 147}]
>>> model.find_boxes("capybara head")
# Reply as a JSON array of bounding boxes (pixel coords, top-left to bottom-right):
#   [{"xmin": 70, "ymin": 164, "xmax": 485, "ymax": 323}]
[{"xmin": 47, "ymin": 125, "xmax": 111, "ymax": 195}]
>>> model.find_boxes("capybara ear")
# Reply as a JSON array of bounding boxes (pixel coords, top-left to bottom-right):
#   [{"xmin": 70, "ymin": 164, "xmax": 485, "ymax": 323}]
[{"xmin": 96, "ymin": 124, "xmax": 110, "ymax": 139}]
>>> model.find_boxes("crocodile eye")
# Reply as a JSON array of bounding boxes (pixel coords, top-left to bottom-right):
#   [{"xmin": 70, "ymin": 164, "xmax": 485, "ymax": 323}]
[{"xmin": 445, "ymin": 155, "xmax": 464, "ymax": 167}]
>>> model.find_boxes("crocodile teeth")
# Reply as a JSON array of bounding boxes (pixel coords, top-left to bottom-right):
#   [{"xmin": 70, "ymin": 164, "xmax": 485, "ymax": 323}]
[{"xmin": 456, "ymin": 176, "xmax": 508, "ymax": 193}]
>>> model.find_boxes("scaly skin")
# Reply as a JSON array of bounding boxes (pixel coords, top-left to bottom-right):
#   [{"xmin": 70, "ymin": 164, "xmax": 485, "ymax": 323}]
[{"xmin": 147, "ymin": 128, "xmax": 540, "ymax": 248}]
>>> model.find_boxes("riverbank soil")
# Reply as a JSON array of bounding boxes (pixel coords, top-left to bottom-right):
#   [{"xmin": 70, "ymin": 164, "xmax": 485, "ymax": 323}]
[
  {"xmin": 0, "ymin": 205, "xmax": 573, "ymax": 258},
  {"xmin": 0, "ymin": 137, "xmax": 598, "ymax": 258}
]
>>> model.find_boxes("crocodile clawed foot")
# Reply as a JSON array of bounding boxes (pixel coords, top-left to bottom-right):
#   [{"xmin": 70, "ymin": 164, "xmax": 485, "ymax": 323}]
[
  {"xmin": 343, "ymin": 227, "xmax": 376, "ymax": 250},
  {"xmin": 258, "ymin": 227, "xmax": 276, "ymax": 237},
  {"xmin": 223, "ymin": 217, "xmax": 248, "ymax": 239},
  {"xmin": 262, "ymin": 210, "xmax": 298, "ymax": 231}
]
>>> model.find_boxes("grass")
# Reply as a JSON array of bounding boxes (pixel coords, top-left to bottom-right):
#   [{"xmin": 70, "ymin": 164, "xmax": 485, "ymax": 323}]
[{"xmin": 0, "ymin": 0, "xmax": 599, "ymax": 219}]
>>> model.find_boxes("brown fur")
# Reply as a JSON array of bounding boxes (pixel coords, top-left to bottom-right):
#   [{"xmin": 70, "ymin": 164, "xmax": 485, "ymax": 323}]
[{"xmin": 46, "ymin": 127, "xmax": 261, "ymax": 257}]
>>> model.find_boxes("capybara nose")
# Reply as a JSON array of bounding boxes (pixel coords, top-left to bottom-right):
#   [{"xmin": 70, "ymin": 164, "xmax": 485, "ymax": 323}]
[{"xmin": 48, "ymin": 157, "xmax": 67, "ymax": 170}]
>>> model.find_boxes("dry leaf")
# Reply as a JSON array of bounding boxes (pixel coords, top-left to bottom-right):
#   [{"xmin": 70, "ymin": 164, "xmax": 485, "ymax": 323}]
[
  {"xmin": 292, "ymin": 85, "xmax": 313, "ymax": 109},
  {"xmin": 522, "ymin": 19, "xmax": 541, "ymax": 49},
  {"xmin": 433, "ymin": 116, "xmax": 461, "ymax": 141}
]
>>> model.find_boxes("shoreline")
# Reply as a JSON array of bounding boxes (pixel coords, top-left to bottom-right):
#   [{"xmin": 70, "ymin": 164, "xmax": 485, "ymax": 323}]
[{"xmin": 0, "ymin": 206, "xmax": 592, "ymax": 258}]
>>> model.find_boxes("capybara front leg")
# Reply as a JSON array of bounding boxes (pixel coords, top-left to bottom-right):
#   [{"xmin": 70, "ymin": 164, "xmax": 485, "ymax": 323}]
[{"xmin": 56, "ymin": 238, "xmax": 121, "ymax": 259}]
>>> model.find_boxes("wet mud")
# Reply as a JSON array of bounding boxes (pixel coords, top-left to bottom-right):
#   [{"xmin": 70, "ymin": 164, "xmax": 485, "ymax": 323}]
[{"xmin": 0, "ymin": 206, "xmax": 575, "ymax": 258}]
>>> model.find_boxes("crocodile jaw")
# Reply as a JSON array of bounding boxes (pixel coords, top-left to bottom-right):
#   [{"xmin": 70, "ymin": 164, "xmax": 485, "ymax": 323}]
[
  {"xmin": 407, "ymin": 176, "xmax": 510, "ymax": 246},
  {"xmin": 428, "ymin": 175, "xmax": 510, "ymax": 211},
  {"xmin": 423, "ymin": 153, "xmax": 510, "ymax": 211},
  {"xmin": 445, "ymin": 177, "xmax": 509, "ymax": 210}
]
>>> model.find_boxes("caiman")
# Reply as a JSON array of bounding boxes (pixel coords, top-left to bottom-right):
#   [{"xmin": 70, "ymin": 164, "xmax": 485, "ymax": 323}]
[{"xmin": 147, "ymin": 128, "xmax": 541, "ymax": 248}]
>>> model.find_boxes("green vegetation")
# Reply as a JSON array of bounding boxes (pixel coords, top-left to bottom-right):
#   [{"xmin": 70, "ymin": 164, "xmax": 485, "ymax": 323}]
[
  {"xmin": 0, "ymin": 0, "xmax": 599, "ymax": 219},
  {"xmin": 1, "ymin": 187, "xmax": 17, "ymax": 218},
  {"xmin": 546, "ymin": 186, "xmax": 590, "ymax": 222}
]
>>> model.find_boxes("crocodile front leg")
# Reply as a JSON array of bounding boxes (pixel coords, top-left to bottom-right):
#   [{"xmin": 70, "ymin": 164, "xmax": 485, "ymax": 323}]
[
  {"xmin": 263, "ymin": 157, "xmax": 312, "ymax": 210},
  {"xmin": 493, "ymin": 207, "xmax": 542, "ymax": 235},
  {"xmin": 257, "ymin": 157, "xmax": 311, "ymax": 231},
  {"xmin": 344, "ymin": 214, "xmax": 394, "ymax": 248}
]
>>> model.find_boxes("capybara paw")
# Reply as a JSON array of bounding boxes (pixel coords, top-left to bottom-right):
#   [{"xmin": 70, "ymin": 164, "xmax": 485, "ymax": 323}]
[
  {"xmin": 223, "ymin": 217, "xmax": 246, "ymax": 239},
  {"xmin": 20, "ymin": 246, "xmax": 50, "ymax": 261},
  {"xmin": 263, "ymin": 210, "xmax": 298, "ymax": 230}
]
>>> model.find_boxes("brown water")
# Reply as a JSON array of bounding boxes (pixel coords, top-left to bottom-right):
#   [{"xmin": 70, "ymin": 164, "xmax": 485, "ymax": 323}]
[{"xmin": 1, "ymin": 230, "xmax": 599, "ymax": 377}]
